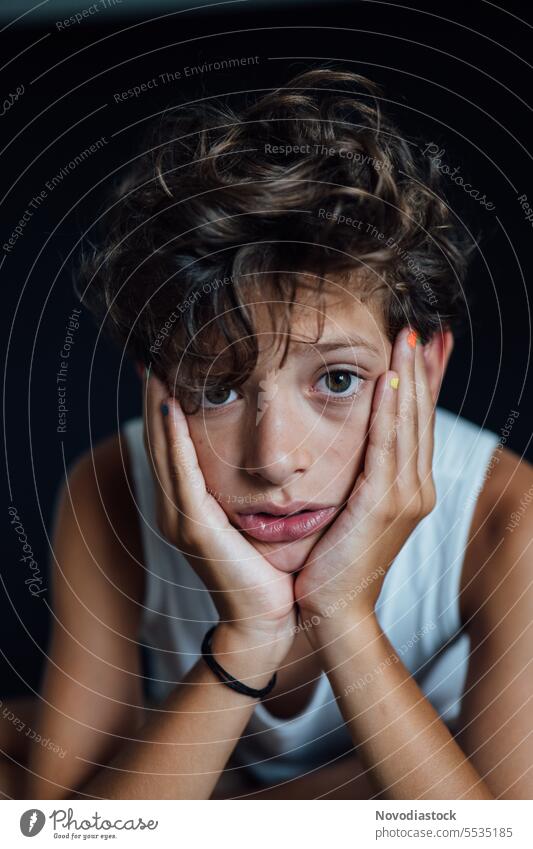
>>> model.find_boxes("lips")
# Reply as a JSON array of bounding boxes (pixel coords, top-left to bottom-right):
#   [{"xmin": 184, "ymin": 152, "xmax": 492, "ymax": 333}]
[{"xmin": 233, "ymin": 505, "xmax": 338, "ymax": 543}]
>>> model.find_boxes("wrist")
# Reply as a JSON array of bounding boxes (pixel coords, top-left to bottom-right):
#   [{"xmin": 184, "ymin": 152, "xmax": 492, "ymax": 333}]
[
  {"xmin": 209, "ymin": 622, "xmax": 289, "ymax": 688},
  {"xmin": 297, "ymin": 603, "xmax": 377, "ymax": 649}
]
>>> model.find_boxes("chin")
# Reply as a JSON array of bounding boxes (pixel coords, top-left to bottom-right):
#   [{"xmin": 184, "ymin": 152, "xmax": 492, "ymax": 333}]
[{"xmin": 249, "ymin": 536, "xmax": 316, "ymax": 573}]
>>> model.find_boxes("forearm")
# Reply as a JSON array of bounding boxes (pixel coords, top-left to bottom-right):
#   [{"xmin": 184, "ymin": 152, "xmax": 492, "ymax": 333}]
[
  {"xmin": 78, "ymin": 625, "xmax": 275, "ymax": 800},
  {"xmin": 242, "ymin": 753, "xmax": 376, "ymax": 799},
  {"xmin": 304, "ymin": 609, "xmax": 494, "ymax": 800}
]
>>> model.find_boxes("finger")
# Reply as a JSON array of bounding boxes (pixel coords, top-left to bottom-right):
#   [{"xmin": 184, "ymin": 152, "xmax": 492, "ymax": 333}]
[
  {"xmin": 390, "ymin": 326, "xmax": 419, "ymax": 492},
  {"xmin": 143, "ymin": 367, "xmax": 177, "ymax": 516},
  {"xmin": 162, "ymin": 394, "xmax": 210, "ymax": 520},
  {"xmin": 414, "ymin": 341, "xmax": 436, "ymax": 485},
  {"xmin": 362, "ymin": 368, "xmax": 399, "ymax": 497}
]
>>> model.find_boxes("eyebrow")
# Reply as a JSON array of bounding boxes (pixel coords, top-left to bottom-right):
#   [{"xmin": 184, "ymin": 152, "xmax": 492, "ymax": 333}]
[{"xmin": 289, "ymin": 334, "xmax": 382, "ymax": 357}]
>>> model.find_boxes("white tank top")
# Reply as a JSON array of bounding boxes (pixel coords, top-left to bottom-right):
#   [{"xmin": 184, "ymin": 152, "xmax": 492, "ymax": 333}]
[{"xmin": 122, "ymin": 406, "xmax": 500, "ymax": 784}]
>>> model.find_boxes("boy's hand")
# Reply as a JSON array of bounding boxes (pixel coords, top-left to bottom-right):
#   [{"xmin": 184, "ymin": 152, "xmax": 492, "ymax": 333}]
[
  {"xmin": 142, "ymin": 370, "xmax": 296, "ymax": 676},
  {"xmin": 293, "ymin": 327, "xmax": 437, "ymax": 631}
]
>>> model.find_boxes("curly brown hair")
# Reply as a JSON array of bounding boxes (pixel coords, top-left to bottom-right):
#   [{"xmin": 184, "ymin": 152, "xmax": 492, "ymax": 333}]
[{"xmin": 77, "ymin": 67, "xmax": 470, "ymax": 411}]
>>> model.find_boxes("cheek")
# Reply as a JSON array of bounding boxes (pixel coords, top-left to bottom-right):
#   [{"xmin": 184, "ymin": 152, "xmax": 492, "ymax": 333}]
[
  {"xmin": 325, "ymin": 437, "xmax": 366, "ymax": 499},
  {"xmin": 312, "ymin": 408, "xmax": 372, "ymax": 504},
  {"xmin": 316, "ymin": 393, "xmax": 373, "ymax": 468},
  {"xmin": 187, "ymin": 422, "xmax": 240, "ymax": 493}
]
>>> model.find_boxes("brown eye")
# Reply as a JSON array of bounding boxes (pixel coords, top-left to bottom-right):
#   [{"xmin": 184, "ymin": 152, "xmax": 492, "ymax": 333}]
[
  {"xmin": 325, "ymin": 371, "xmax": 352, "ymax": 393},
  {"xmin": 201, "ymin": 386, "xmax": 238, "ymax": 408},
  {"xmin": 317, "ymin": 370, "xmax": 363, "ymax": 398}
]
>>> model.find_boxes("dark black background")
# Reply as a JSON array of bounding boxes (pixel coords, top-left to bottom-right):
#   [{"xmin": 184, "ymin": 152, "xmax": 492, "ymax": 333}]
[{"xmin": 1, "ymin": 0, "xmax": 532, "ymax": 696}]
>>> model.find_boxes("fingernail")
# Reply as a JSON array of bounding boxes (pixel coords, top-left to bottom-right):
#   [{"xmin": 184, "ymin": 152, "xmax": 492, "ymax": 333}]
[
  {"xmin": 161, "ymin": 402, "xmax": 169, "ymax": 417},
  {"xmin": 407, "ymin": 330, "xmax": 419, "ymax": 349},
  {"xmin": 390, "ymin": 376, "xmax": 399, "ymax": 390}
]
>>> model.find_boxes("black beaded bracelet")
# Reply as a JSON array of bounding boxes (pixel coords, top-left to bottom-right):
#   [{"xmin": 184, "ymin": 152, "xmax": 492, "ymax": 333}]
[{"xmin": 201, "ymin": 625, "xmax": 277, "ymax": 699}]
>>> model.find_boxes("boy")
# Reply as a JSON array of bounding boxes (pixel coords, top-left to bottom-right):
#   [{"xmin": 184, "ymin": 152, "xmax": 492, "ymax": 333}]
[{"xmin": 3, "ymin": 67, "xmax": 531, "ymax": 800}]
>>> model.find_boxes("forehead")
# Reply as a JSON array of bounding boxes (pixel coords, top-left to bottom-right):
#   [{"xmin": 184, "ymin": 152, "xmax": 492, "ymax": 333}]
[
  {"xmin": 171, "ymin": 273, "xmax": 390, "ymax": 386},
  {"xmin": 249, "ymin": 275, "xmax": 387, "ymax": 358},
  {"xmin": 168, "ymin": 272, "xmax": 390, "ymax": 391}
]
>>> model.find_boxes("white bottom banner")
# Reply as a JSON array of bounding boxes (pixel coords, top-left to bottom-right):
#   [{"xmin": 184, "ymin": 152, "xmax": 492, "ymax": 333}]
[{"xmin": 1, "ymin": 799, "xmax": 531, "ymax": 848}]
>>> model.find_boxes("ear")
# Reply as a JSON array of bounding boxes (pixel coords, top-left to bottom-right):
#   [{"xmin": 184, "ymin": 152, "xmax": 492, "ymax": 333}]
[{"xmin": 421, "ymin": 328, "xmax": 454, "ymax": 403}]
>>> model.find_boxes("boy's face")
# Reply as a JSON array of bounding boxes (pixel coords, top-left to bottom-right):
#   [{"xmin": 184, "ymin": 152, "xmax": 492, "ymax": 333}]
[{"xmin": 181, "ymin": 281, "xmax": 395, "ymax": 573}]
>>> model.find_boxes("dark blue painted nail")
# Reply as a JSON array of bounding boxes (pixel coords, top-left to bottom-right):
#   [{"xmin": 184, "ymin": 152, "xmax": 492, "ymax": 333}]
[{"xmin": 161, "ymin": 402, "xmax": 169, "ymax": 417}]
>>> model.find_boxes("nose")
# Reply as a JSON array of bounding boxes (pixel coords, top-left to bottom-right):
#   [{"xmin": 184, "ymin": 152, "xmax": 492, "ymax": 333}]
[{"xmin": 243, "ymin": 388, "xmax": 313, "ymax": 486}]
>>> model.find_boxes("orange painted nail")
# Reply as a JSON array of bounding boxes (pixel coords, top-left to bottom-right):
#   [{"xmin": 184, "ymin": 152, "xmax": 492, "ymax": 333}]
[{"xmin": 407, "ymin": 330, "xmax": 419, "ymax": 348}]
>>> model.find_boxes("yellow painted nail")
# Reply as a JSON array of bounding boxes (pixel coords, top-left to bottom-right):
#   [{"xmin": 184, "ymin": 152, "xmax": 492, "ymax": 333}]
[{"xmin": 390, "ymin": 376, "xmax": 399, "ymax": 389}]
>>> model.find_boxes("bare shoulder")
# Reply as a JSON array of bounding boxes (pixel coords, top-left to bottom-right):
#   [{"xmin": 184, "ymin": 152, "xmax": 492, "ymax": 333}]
[
  {"xmin": 51, "ymin": 424, "xmax": 147, "ymax": 645},
  {"xmin": 62, "ymin": 427, "xmax": 145, "ymax": 587},
  {"xmin": 455, "ymin": 446, "xmax": 533, "ymax": 797},
  {"xmin": 460, "ymin": 444, "xmax": 533, "ymax": 627},
  {"xmin": 25, "ymin": 429, "xmax": 147, "ymax": 798}
]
